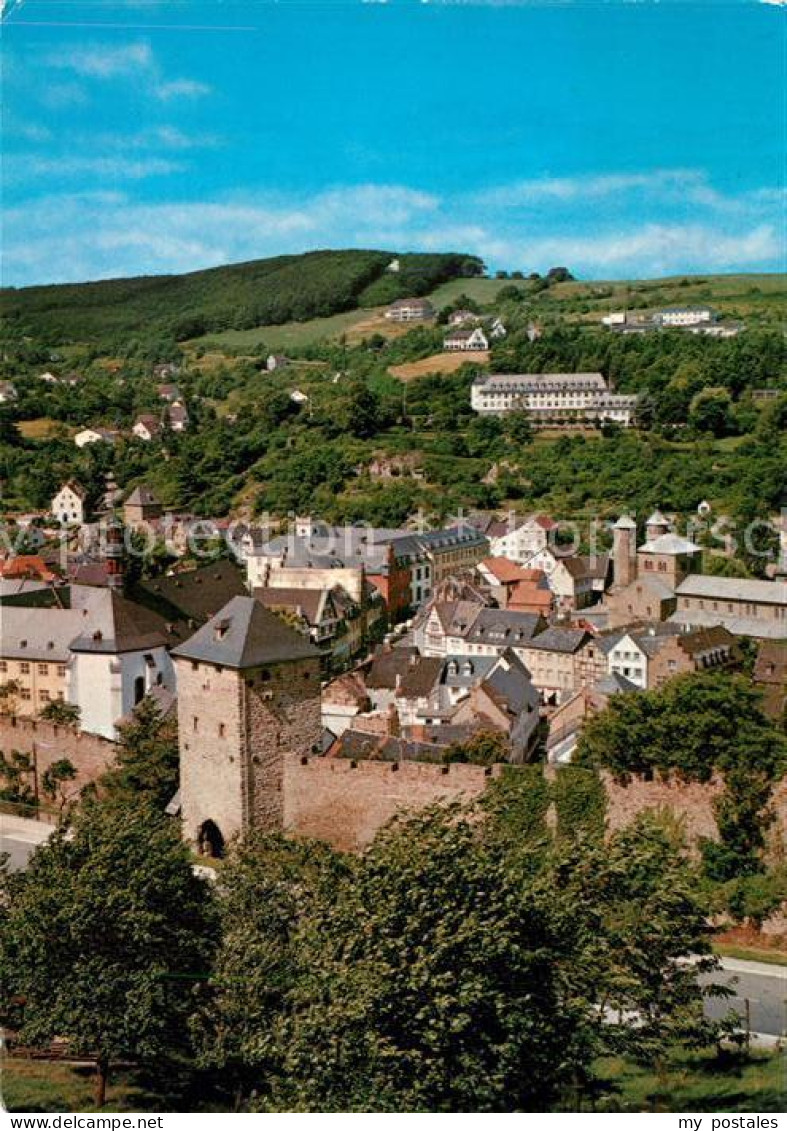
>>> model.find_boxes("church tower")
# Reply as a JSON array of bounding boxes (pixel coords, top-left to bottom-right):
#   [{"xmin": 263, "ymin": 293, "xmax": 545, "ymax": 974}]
[
  {"xmin": 172, "ymin": 596, "xmax": 322, "ymax": 856},
  {"xmin": 612, "ymin": 514, "xmax": 637, "ymax": 589}
]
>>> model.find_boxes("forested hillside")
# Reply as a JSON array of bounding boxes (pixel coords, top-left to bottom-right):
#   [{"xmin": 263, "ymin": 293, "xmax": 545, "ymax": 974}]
[{"xmin": 0, "ymin": 250, "xmax": 482, "ymax": 345}]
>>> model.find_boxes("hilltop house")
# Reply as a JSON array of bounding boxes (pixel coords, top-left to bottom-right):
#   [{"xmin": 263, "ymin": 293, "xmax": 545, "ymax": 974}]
[
  {"xmin": 653, "ymin": 306, "xmax": 715, "ymax": 327},
  {"xmin": 443, "ymin": 326, "xmax": 489, "ymax": 352},
  {"xmin": 74, "ymin": 427, "xmax": 119, "ymax": 448},
  {"xmin": 157, "ymin": 383, "xmax": 183, "ymax": 403},
  {"xmin": 385, "ymin": 297, "xmax": 435, "ymax": 323},
  {"xmin": 166, "ymin": 402, "xmax": 189, "ymax": 431},
  {"xmin": 447, "ymin": 310, "xmax": 480, "ymax": 328},
  {"xmin": 132, "ymin": 414, "xmax": 163, "ymax": 442},
  {"xmin": 123, "ymin": 485, "xmax": 163, "ymax": 527}
]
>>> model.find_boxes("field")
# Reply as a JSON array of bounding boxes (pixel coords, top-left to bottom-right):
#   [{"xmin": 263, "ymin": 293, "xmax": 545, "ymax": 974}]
[
  {"xmin": 4, "ymin": 1049, "xmax": 783, "ymax": 1113},
  {"xmin": 192, "ymin": 307, "xmax": 376, "ymax": 352},
  {"xmin": 388, "ymin": 351, "xmax": 490, "ymax": 381},
  {"xmin": 16, "ymin": 418, "xmax": 69, "ymax": 440}
]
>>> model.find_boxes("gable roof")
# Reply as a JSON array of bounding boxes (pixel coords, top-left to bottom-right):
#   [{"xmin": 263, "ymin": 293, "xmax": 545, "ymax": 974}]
[
  {"xmin": 125, "ymin": 485, "xmax": 161, "ymax": 508},
  {"xmin": 254, "ymin": 586, "xmax": 332, "ymax": 626},
  {"xmin": 172, "ymin": 595, "xmax": 320, "ymax": 668},
  {"xmin": 526, "ymin": 626, "xmax": 591, "ymax": 654},
  {"xmin": 675, "ymin": 574, "xmax": 786, "ymax": 605}
]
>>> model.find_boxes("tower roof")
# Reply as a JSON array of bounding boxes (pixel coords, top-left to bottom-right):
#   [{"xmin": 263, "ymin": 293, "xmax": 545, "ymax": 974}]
[
  {"xmin": 125, "ymin": 485, "xmax": 160, "ymax": 507},
  {"xmin": 637, "ymin": 532, "xmax": 702, "ymax": 556},
  {"xmin": 171, "ymin": 595, "xmax": 320, "ymax": 669},
  {"xmin": 645, "ymin": 509, "xmax": 669, "ymax": 527},
  {"xmin": 613, "ymin": 514, "xmax": 637, "ymax": 530}
]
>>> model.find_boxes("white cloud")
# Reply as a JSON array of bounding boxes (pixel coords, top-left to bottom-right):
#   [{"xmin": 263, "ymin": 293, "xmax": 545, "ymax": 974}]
[
  {"xmin": 475, "ymin": 169, "xmax": 703, "ymax": 207},
  {"xmin": 4, "ymin": 172, "xmax": 783, "ymax": 287},
  {"xmin": 4, "ymin": 155, "xmax": 185, "ymax": 185},
  {"xmin": 47, "ymin": 42, "xmax": 154, "ymax": 79},
  {"xmin": 40, "ymin": 38, "xmax": 211, "ymax": 102},
  {"xmin": 154, "ymin": 78, "xmax": 211, "ymax": 101}
]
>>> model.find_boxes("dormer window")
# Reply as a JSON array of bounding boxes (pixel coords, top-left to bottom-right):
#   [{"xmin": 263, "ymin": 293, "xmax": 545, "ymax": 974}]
[{"xmin": 214, "ymin": 618, "xmax": 231, "ymax": 641}]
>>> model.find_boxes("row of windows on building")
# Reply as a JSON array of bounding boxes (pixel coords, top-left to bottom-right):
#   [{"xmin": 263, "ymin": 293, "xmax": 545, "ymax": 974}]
[
  {"xmin": 14, "ymin": 688, "xmax": 65, "ymax": 703},
  {"xmin": 681, "ymin": 597, "xmax": 785, "ymax": 618},
  {"xmin": 0, "ymin": 660, "xmax": 68, "ymax": 677}
]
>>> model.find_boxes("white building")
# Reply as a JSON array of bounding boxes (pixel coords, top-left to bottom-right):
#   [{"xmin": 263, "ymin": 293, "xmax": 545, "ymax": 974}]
[
  {"xmin": 0, "ymin": 381, "xmax": 19, "ymax": 403},
  {"xmin": 602, "ymin": 312, "xmax": 627, "ymax": 326},
  {"xmin": 68, "ymin": 589, "xmax": 175, "ymax": 739},
  {"xmin": 0, "ymin": 587, "xmax": 175, "ymax": 740},
  {"xmin": 653, "ymin": 306, "xmax": 715, "ymax": 327},
  {"xmin": 471, "ymin": 372, "xmax": 638, "ymax": 427},
  {"xmin": 51, "ymin": 481, "xmax": 86, "ymax": 526},
  {"xmin": 487, "ymin": 513, "xmax": 555, "ymax": 563},
  {"xmin": 74, "ymin": 427, "xmax": 118, "ymax": 448},
  {"xmin": 131, "ymin": 415, "xmax": 162, "ymax": 442},
  {"xmin": 443, "ymin": 326, "xmax": 489, "ymax": 352},
  {"xmin": 385, "ymin": 297, "xmax": 434, "ymax": 322}
]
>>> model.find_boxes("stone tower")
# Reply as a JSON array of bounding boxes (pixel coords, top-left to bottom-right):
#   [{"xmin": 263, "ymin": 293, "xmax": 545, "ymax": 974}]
[
  {"xmin": 172, "ymin": 595, "xmax": 322, "ymax": 856},
  {"xmin": 612, "ymin": 514, "xmax": 637, "ymax": 589}
]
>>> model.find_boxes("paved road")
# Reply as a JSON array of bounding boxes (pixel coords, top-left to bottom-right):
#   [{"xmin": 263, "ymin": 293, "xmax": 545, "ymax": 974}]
[
  {"xmin": 702, "ymin": 959, "xmax": 787, "ymax": 1039},
  {"xmin": 1, "ymin": 814, "xmax": 54, "ymax": 871}
]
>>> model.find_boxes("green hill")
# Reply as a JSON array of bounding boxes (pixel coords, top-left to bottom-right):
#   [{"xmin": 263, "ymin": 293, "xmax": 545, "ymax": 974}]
[{"xmin": 0, "ymin": 249, "xmax": 483, "ymax": 345}]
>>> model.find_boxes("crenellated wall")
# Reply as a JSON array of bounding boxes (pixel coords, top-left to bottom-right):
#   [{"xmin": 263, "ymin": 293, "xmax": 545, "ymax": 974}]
[{"xmin": 0, "ymin": 715, "xmax": 116, "ymax": 797}]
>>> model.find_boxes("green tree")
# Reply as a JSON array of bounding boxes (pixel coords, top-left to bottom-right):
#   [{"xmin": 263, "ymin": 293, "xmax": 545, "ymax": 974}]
[
  {"xmin": 40, "ymin": 758, "xmax": 77, "ymax": 811},
  {"xmin": 265, "ymin": 806, "xmax": 603, "ymax": 1112},
  {"xmin": 0, "ymin": 799, "xmax": 215, "ymax": 1107},
  {"xmin": 101, "ymin": 697, "xmax": 179, "ymax": 810},
  {"xmin": 194, "ymin": 834, "xmax": 347, "ymax": 1107},
  {"xmin": 39, "ymin": 700, "xmax": 80, "ymax": 727}
]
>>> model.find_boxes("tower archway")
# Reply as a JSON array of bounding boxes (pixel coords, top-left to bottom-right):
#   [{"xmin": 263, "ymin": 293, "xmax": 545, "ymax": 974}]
[{"xmin": 197, "ymin": 819, "xmax": 225, "ymax": 858}]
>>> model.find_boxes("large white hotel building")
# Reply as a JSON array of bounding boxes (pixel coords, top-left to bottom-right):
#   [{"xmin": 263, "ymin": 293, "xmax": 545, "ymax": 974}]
[{"xmin": 470, "ymin": 371, "xmax": 638, "ymax": 427}]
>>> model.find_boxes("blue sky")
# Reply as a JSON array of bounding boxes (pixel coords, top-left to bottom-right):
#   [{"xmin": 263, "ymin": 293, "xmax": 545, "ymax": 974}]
[{"xmin": 2, "ymin": 0, "xmax": 785, "ymax": 286}]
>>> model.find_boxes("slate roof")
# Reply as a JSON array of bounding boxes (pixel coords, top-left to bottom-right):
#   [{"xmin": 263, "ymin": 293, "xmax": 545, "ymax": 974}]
[
  {"xmin": 463, "ymin": 607, "xmax": 543, "ymax": 645},
  {"xmin": 69, "ymin": 590, "xmax": 170, "ymax": 654},
  {"xmin": 593, "ymin": 672, "xmax": 640, "ymax": 695},
  {"xmin": 396, "ymin": 656, "xmax": 444, "ymax": 699},
  {"xmin": 133, "ymin": 560, "xmax": 247, "ymax": 639},
  {"xmin": 364, "ymin": 646, "xmax": 420, "ymax": 690},
  {"xmin": 525, "ymin": 626, "xmax": 590, "ymax": 654},
  {"xmin": 254, "ymin": 586, "xmax": 329, "ymax": 626},
  {"xmin": 675, "ymin": 574, "xmax": 786, "ymax": 604},
  {"xmin": 172, "ymin": 595, "xmax": 320, "ymax": 668},
  {"xmin": 638, "ymin": 532, "xmax": 702, "ymax": 555},
  {"xmin": 481, "ymin": 651, "xmax": 537, "ymax": 717},
  {"xmin": 125, "ymin": 485, "xmax": 161, "ymax": 508}
]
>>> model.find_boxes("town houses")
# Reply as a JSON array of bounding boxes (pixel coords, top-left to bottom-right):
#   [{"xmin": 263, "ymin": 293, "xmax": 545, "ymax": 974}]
[{"xmin": 0, "ymin": 501, "xmax": 783, "ymax": 796}]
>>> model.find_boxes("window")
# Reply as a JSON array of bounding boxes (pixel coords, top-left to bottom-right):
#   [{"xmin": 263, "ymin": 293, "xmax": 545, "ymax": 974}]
[
  {"xmin": 0, "ymin": 662, "xmax": 5, "ymax": 673},
  {"xmin": 20, "ymin": 662, "xmax": 30, "ymax": 674},
  {"xmin": 193, "ymin": 716, "xmax": 199, "ymax": 732},
  {"xmin": 38, "ymin": 664, "xmax": 48, "ymax": 676},
  {"xmin": 57, "ymin": 665, "xmax": 67, "ymax": 678},
  {"xmin": 191, "ymin": 661, "xmax": 199, "ymax": 672},
  {"xmin": 39, "ymin": 690, "xmax": 50, "ymax": 702},
  {"xmin": 21, "ymin": 688, "xmax": 31, "ymax": 701},
  {"xmin": 218, "ymin": 722, "xmax": 226, "ymax": 738}
]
